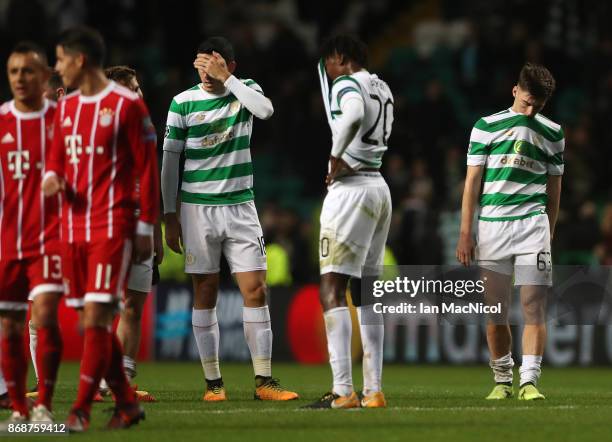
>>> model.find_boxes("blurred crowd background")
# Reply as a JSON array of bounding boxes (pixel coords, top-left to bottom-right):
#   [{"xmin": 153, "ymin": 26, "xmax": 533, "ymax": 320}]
[{"xmin": 1, "ymin": 0, "xmax": 611, "ymax": 285}]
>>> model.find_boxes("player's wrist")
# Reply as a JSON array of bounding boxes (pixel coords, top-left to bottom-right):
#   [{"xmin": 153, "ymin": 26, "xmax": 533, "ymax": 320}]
[
  {"xmin": 223, "ymin": 74, "xmax": 238, "ymax": 88},
  {"xmin": 136, "ymin": 220, "xmax": 154, "ymax": 236},
  {"xmin": 42, "ymin": 170, "xmax": 59, "ymax": 182}
]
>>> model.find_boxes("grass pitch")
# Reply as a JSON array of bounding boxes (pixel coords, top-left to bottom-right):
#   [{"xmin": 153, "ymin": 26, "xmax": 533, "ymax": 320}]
[{"xmin": 5, "ymin": 362, "xmax": 612, "ymax": 441}]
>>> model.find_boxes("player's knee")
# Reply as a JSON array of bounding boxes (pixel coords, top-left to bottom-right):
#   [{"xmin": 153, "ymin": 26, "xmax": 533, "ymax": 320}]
[
  {"xmin": 192, "ymin": 275, "xmax": 219, "ymax": 308},
  {"xmin": 82, "ymin": 302, "xmax": 114, "ymax": 328},
  {"xmin": 319, "ymin": 276, "xmax": 347, "ymax": 310},
  {"xmin": 521, "ymin": 297, "xmax": 546, "ymax": 323},
  {"xmin": 0, "ymin": 314, "xmax": 25, "ymax": 337},
  {"xmin": 32, "ymin": 296, "xmax": 60, "ymax": 328},
  {"xmin": 243, "ymin": 281, "xmax": 267, "ymax": 307},
  {"xmin": 122, "ymin": 294, "xmax": 145, "ymax": 322}
]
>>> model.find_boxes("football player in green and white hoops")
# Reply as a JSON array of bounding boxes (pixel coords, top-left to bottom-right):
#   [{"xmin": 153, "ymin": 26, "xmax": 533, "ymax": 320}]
[
  {"xmin": 306, "ymin": 34, "xmax": 393, "ymax": 409},
  {"xmin": 161, "ymin": 37, "xmax": 298, "ymax": 402},
  {"xmin": 457, "ymin": 63, "xmax": 563, "ymax": 401}
]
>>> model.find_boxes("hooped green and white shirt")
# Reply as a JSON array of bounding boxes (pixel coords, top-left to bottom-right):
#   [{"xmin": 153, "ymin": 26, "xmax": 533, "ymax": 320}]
[
  {"xmin": 467, "ymin": 108, "xmax": 564, "ymax": 222},
  {"xmin": 163, "ymin": 79, "xmax": 262, "ymax": 205}
]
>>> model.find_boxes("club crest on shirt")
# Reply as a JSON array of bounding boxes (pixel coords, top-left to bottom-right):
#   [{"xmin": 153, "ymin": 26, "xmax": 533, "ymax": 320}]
[
  {"xmin": 229, "ymin": 100, "xmax": 240, "ymax": 113},
  {"xmin": 185, "ymin": 252, "xmax": 196, "ymax": 266},
  {"xmin": 195, "ymin": 112, "xmax": 207, "ymax": 122},
  {"xmin": 99, "ymin": 108, "xmax": 115, "ymax": 127},
  {"xmin": 513, "ymin": 140, "xmax": 524, "ymax": 154},
  {"xmin": 1, "ymin": 132, "xmax": 14, "ymax": 144},
  {"xmin": 46, "ymin": 124, "xmax": 54, "ymax": 140}
]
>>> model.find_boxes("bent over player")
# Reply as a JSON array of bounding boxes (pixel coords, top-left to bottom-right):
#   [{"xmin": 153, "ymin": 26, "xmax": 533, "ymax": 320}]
[
  {"xmin": 162, "ymin": 37, "xmax": 297, "ymax": 401},
  {"xmin": 0, "ymin": 42, "xmax": 64, "ymax": 426},
  {"xmin": 456, "ymin": 63, "xmax": 563, "ymax": 400},
  {"xmin": 306, "ymin": 34, "xmax": 393, "ymax": 409},
  {"xmin": 42, "ymin": 26, "xmax": 159, "ymax": 431}
]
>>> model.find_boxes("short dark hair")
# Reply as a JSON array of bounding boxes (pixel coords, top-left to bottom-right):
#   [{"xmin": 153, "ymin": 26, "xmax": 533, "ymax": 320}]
[
  {"xmin": 11, "ymin": 41, "xmax": 48, "ymax": 66},
  {"xmin": 57, "ymin": 26, "xmax": 106, "ymax": 68},
  {"xmin": 321, "ymin": 34, "xmax": 368, "ymax": 68},
  {"xmin": 517, "ymin": 63, "xmax": 556, "ymax": 100},
  {"xmin": 197, "ymin": 36, "xmax": 235, "ymax": 62},
  {"xmin": 104, "ymin": 65, "xmax": 137, "ymax": 85}
]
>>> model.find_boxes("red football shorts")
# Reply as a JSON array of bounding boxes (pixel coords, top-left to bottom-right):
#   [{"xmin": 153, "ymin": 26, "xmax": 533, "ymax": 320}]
[
  {"xmin": 63, "ymin": 238, "xmax": 132, "ymax": 309},
  {"xmin": 0, "ymin": 252, "xmax": 64, "ymax": 310}
]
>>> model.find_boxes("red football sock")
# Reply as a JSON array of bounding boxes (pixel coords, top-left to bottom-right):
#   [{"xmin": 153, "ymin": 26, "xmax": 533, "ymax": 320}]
[
  {"xmin": 71, "ymin": 327, "xmax": 111, "ymax": 416},
  {"xmin": 35, "ymin": 325, "xmax": 63, "ymax": 410},
  {"xmin": 105, "ymin": 333, "xmax": 137, "ymax": 408},
  {"xmin": 1, "ymin": 334, "xmax": 28, "ymax": 416}
]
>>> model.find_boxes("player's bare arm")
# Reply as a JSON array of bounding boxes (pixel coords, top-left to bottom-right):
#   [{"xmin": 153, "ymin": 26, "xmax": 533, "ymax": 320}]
[
  {"xmin": 546, "ymin": 175, "xmax": 562, "ymax": 240},
  {"xmin": 456, "ymin": 165, "xmax": 483, "ymax": 266}
]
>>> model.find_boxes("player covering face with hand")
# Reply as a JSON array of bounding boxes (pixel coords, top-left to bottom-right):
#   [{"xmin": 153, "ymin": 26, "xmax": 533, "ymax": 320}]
[
  {"xmin": 305, "ymin": 34, "xmax": 393, "ymax": 409},
  {"xmin": 456, "ymin": 63, "xmax": 563, "ymax": 401},
  {"xmin": 162, "ymin": 36, "xmax": 297, "ymax": 402}
]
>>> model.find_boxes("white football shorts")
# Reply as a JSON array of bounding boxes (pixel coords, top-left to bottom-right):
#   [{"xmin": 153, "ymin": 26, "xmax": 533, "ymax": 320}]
[
  {"xmin": 476, "ymin": 213, "xmax": 552, "ymax": 286},
  {"xmin": 319, "ymin": 172, "xmax": 392, "ymax": 278},
  {"xmin": 181, "ymin": 201, "xmax": 267, "ymax": 274},
  {"xmin": 126, "ymin": 256, "xmax": 154, "ymax": 294}
]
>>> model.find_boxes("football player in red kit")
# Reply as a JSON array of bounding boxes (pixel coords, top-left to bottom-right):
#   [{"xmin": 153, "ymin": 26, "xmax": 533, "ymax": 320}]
[
  {"xmin": 42, "ymin": 26, "xmax": 159, "ymax": 432},
  {"xmin": 0, "ymin": 42, "xmax": 64, "ymax": 427}
]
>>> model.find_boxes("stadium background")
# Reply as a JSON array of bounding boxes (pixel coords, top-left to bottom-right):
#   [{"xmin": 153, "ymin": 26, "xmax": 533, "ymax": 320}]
[{"xmin": 1, "ymin": 0, "xmax": 611, "ymax": 366}]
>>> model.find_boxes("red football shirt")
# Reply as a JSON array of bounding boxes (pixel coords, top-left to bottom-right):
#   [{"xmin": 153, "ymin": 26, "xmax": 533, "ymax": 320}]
[
  {"xmin": 0, "ymin": 99, "xmax": 60, "ymax": 260},
  {"xmin": 46, "ymin": 81, "xmax": 159, "ymax": 243}
]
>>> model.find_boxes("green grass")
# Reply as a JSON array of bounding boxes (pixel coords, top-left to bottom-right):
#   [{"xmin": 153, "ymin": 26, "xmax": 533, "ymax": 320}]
[{"xmin": 5, "ymin": 363, "xmax": 612, "ymax": 441}]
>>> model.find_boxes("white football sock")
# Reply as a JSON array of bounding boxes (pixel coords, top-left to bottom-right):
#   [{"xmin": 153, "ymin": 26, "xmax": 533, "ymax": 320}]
[
  {"xmin": 99, "ymin": 378, "xmax": 109, "ymax": 391},
  {"xmin": 243, "ymin": 306, "xmax": 272, "ymax": 378},
  {"xmin": 123, "ymin": 355, "xmax": 136, "ymax": 383},
  {"xmin": 519, "ymin": 354, "xmax": 543, "ymax": 386},
  {"xmin": 357, "ymin": 306, "xmax": 384, "ymax": 395},
  {"xmin": 0, "ymin": 360, "xmax": 6, "ymax": 395},
  {"xmin": 489, "ymin": 352, "xmax": 514, "ymax": 383},
  {"xmin": 192, "ymin": 308, "xmax": 221, "ymax": 380},
  {"xmin": 29, "ymin": 320, "xmax": 39, "ymax": 382},
  {"xmin": 324, "ymin": 307, "xmax": 353, "ymax": 396}
]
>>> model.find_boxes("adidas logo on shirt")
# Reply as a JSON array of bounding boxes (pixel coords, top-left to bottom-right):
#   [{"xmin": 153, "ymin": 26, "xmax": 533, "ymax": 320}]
[
  {"xmin": 1, "ymin": 132, "xmax": 15, "ymax": 144},
  {"xmin": 62, "ymin": 116, "xmax": 72, "ymax": 127}
]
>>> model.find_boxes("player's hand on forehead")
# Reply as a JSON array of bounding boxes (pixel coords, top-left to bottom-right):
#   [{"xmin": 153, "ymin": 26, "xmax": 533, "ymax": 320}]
[{"xmin": 194, "ymin": 51, "xmax": 226, "ymax": 68}]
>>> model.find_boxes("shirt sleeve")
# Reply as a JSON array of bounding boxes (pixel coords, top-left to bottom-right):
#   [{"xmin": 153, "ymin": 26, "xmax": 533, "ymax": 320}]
[
  {"xmin": 547, "ymin": 131, "xmax": 564, "ymax": 175},
  {"xmin": 125, "ymin": 98, "xmax": 160, "ymax": 227},
  {"xmin": 45, "ymin": 100, "xmax": 66, "ymax": 179},
  {"xmin": 162, "ymin": 98, "xmax": 187, "ymax": 153},
  {"xmin": 224, "ymin": 76, "xmax": 273, "ymax": 120},
  {"xmin": 331, "ymin": 76, "xmax": 364, "ymax": 111},
  {"xmin": 466, "ymin": 121, "xmax": 489, "ymax": 166}
]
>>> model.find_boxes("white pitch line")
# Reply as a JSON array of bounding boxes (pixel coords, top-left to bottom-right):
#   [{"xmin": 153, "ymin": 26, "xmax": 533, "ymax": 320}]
[{"xmin": 163, "ymin": 404, "xmax": 587, "ymax": 415}]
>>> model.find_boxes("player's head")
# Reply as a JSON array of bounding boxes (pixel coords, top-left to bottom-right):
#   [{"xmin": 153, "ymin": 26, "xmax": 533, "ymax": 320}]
[
  {"xmin": 44, "ymin": 70, "xmax": 65, "ymax": 101},
  {"xmin": 512, "ymin": 63, "xmax": 556, "ymax": 117},
  {"xmin": 7, "ymin": 41, "xmax": 51, "ymax": 105},
  {"xmin": 105, "ymin": 65, "xmax": 142, "ymax": 97},
  {"xmin": 196, "ymin": 36, "xmax": 236, "ymax": 92},
  {"xmin": 321, "ymin": 34, "xmax": 368, "ymax": 80},
  {"xmin": 55, "ymin": 26, "xmax": 106, "ymax": 89}
]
